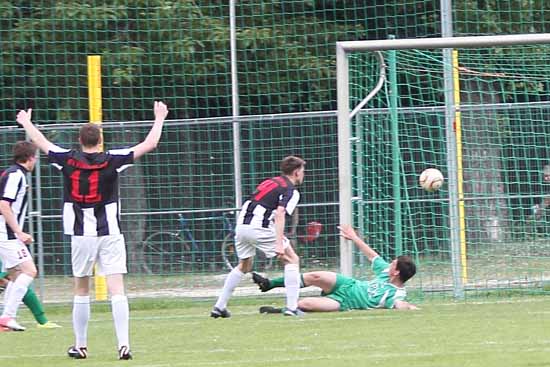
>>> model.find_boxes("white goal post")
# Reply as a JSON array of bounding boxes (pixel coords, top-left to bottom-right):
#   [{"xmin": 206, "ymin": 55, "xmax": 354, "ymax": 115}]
[{"xmin": 337, "ymin": 33, "xmax": 550, "ymax": 297}]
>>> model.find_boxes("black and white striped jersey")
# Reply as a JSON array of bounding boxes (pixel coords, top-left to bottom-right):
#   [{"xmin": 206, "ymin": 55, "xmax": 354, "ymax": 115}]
[
  {"xmin": 237, "ymin": 176, "xmax": 300, "ymax": 228},
  {"xmin": 0, "ymin": 164, "xmax": 29, "ymax": 241},
  {"xmin": 48, "ymin": 145, "xmax": 134, "ymax": 237}
]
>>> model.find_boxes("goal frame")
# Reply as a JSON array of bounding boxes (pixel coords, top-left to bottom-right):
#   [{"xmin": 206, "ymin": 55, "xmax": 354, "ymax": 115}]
[{"xmin": 337, "ymin": 33, "xmax": 550, "ymax": 298}]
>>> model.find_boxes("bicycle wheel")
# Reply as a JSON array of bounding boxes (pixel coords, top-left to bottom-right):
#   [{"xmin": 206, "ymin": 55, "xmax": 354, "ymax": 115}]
[
  {"xmin": 142, "ymin": 231, "xmax": 192, "ymax": 275},
  {"xmin": 220, "ymin": 233, "xmax": 274, "ymax": 272}
]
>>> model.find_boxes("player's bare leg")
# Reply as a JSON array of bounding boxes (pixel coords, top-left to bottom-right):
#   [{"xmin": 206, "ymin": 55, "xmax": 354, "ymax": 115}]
[
  {"xmin": 298, "ymin": 297, "xmax": 340, "ymax": 312},
  {"xmin": 257, "ymin": 270, "xmax": 338, "ymax": 314},
  {"xmin": 301, "ymin": 271, "xmax": 337, "ymax": 293}
]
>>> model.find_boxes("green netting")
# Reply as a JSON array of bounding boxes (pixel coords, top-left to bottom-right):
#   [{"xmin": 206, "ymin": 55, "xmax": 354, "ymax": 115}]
[
  {"xmin": 0, "ymin": 2, "xmax": 550, "ymax": 302},
  {"xmin": 4, "ymin": 2, "xmax": 550, "ymax": 125},
  {"xmin": 349, "ymin": 44, "xmax": 550, "ymax": 298}
]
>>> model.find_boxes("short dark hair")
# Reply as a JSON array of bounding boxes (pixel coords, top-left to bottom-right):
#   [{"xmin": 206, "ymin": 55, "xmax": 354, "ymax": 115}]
[
  {"xmin": 79, "ymin": 123, "xmax": 102, "ymax": 147},
  {"xmin": 396, "ymin": 255, "xmax": 416, "ymax": 283},
  {"xmin": 13, "ymin": 141, "xmax": 37, "ymax": 164},
  {"xmin": 280, "ymin": 156, "xmax": 306, "ymax": 176}
]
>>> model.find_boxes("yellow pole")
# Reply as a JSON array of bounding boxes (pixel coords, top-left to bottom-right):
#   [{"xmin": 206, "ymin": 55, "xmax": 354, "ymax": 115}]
[
  {"xmin": 452, "ymin": 50, "xmax": 468, "ymax": 283},
  {"xmin": 87, "ymin": 55, "xmax": 107, "ymax": 301}
]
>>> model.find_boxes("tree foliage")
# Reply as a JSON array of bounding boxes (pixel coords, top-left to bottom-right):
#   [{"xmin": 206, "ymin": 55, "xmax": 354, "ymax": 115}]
[{"xmin": 1, "ymin": 1, "xmax": 550, "ymax": 125}]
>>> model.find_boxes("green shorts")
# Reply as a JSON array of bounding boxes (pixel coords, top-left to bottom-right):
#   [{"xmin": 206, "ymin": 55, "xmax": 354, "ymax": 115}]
[
  {"xmin": 0, "ymin": 271, "xmax": 7, "ymax": 279},
  {"xmin": 323, "ymin": 274, "xmax": 357, "ymax": 311}
]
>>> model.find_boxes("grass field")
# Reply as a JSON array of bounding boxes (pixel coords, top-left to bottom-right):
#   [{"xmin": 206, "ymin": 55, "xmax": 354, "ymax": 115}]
[{"xmin": 0, "ymin": 295, "xmax": 548, "ymax": 367}]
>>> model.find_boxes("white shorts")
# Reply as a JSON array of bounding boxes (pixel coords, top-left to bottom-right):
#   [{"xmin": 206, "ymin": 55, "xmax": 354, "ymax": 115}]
[
  {"xmin": 0, "ymin": 239, "xmax": 33, "ymax": 270},
  {"xmin": 71, "ymin": 234, "xmax": 127, "ymax": 277},
  {"xmin": 235, "ymin": 225, "xmax": 291, "ymax": 259}
]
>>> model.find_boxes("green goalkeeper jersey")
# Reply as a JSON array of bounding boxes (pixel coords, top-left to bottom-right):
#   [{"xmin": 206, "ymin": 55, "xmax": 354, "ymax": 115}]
[{"xmin": 326, "ymin": 256, "xmax": 406, "ymax": 310}]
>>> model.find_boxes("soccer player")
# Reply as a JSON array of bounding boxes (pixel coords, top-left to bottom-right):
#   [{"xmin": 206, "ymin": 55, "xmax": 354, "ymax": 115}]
[
  {"xmin": 254, "ymin": 224, "xmax": 418, "ymax": 312},
  {"xmin": 211, "ymin": 156, "xmax": 306, "ymax": 318},
  {"xmin": 0, "ymin": 265, "xmax": 61, "ymax": 329},
  {"xmin": 0, "ymin": 141, "xmax": 38, "ymax": 331},
  {"xmin": 16, "ymin": 101, "xmax": 168, "ymax": 359}
]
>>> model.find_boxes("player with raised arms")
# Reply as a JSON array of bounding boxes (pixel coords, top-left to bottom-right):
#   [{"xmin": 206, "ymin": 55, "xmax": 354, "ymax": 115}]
[{"xmin": 16, "ymin": 102, "xmax": 168, "ymax": 359}]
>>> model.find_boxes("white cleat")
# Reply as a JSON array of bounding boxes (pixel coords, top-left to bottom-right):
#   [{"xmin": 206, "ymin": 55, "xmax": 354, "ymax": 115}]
[{"xmin": 0, "ymin": 316, "xmax": 26, "ymax": 331}]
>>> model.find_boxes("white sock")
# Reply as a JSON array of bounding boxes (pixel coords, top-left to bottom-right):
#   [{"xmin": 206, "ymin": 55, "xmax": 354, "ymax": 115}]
[
  {"xmin": 73, "ymin": 295, "xmax": 90, "ymax": 348},
  {"xmin": 2, "ymin": 273, "xmax": 33, "ymax": 318},
  {"xmin": 111, "ymin": 295, "xmax": 130, "ymax": 349},
  {"xmin": 284, "ymin": 264, "xmax": 300, "ymax": 311},
  {"xmin": 2, "ymin": 281, "xmax": 14, "ymax": 316},
  {"xmin": 214, "ymin": 267, "xmax": 244, "ymax": 310}
]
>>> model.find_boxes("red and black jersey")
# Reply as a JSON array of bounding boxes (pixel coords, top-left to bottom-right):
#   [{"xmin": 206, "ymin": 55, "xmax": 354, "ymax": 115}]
[
  {"xmin": 48, "ymin": 145, "xmax": 134, "ymax": 236},
  {"xmin": 237, "ymin": 176, "xmax": 300, "ymax": 228}
]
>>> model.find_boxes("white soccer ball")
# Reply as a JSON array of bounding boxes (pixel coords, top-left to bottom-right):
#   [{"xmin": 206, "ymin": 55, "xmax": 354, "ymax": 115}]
[{"xmin": 419, "ymin": 168, "xmax": 444, "ymax": 192}]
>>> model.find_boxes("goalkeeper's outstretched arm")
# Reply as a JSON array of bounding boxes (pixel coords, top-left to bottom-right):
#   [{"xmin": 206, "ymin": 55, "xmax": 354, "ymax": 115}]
[
  {"xmin": 394, "ymin": 300, "xmax": 419, "ymax": 310},
  {"xmin": 338, "ymin": 224, "xmax": 378, "ymax": 262}
]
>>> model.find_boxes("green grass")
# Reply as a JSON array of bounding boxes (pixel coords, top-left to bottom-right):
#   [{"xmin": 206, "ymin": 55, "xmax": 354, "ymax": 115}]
[{"xmin": 1, "ymin": 296, "xmax": 549, "ymax": 367}]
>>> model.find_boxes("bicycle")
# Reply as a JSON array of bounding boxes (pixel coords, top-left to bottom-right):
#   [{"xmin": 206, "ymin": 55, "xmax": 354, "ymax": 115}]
[{"xmin": 142, "ymin": 212, "xmax": 235, "ymax": 274}]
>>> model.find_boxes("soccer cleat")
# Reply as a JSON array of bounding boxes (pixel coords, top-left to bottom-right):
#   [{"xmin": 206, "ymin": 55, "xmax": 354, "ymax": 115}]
[
  {"xmin": 0, "ymin": 316, "xmax": 25, "ymax": 331},
  {"xmin": 259, "ymin": 306, "xmax": 283, "ymax": 314},
  {"xmin": 210, "ymin": 307, "xmax": 231, "ymax": 318},
  {"xmin": 67, "ymin": 346, "xmax": 88, "ymax": 359},
  {"xmin": 118, "ymin": 346, "xmax": 133, "ymax": 360},
  {"xmin": 37, "ymin": 321, "xmax": 62, "ymax": 329},
  {"xmin": 283, "ymin": 308, "xmax": 306, "ymax": 317},
  {"xmin": 252, "ymin": 272, "xmax": 272, "ymax": 292}
]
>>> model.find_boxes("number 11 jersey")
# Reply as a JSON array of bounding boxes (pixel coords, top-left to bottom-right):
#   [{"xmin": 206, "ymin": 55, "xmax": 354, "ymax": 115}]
[{"xmin": 48, "ymin": 145, "xmax": 134, "ymax": 237}]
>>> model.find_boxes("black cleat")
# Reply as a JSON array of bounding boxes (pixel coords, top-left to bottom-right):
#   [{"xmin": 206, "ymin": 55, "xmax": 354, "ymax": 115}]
[
  {"xmin": 259, "ymin": 306, "xmax": 283, "ymax": 314},
  {"xmin": 67, "ymin": 346, "xmax": 88, "ymax": 359},
  {"xmin": 210, "ymin": 307, "xmax": 231, "ymax": 318},
  {"xmin": 118, "ymin": 346, "xmax": 132, "ymax": 360},
  {"xmin": 252, "ymin": 272, "xmax": 271, "ymax": 292}
]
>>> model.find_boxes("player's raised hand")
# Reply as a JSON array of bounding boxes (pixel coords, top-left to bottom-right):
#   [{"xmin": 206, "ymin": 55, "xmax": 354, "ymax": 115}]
[
  {"xmin": 338, "ymin": 224, "xmax": 360, "ymax": 241},
  {"xmin": 16, "ymin": 109, "xmax": 32, "ymax": 126},
  {"xmin": 339, "ymin": 225, "xmax": 378, "ymax": 260},
  {"xmin": 154, "ymin": 101, "xmax": 168, "ymax": 122}
]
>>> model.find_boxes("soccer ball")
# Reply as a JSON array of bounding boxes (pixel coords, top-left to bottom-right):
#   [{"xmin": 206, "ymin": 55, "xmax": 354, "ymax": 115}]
[{"xmin": 419, "ymin": 168, "xmax": 444, "ymax": 192}]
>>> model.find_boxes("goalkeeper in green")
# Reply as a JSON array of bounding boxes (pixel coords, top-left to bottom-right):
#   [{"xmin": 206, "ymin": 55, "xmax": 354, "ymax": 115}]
[
  {"xmin": 0, "ymin": 262, "xmax": 61, "ymax": 329},
  {"xmin": 254, "ymin": 224, "xmax": 418, "ymax": 312}
]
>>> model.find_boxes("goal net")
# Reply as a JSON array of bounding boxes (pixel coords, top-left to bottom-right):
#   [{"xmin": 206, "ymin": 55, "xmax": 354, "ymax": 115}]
[{"xmin": 337, "ymin": 34, "xmax": 550, "ymax": 299}]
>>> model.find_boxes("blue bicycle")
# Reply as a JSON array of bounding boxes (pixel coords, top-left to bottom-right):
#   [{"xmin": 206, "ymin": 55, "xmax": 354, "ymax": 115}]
[{"xmin": 142, "ymin": 212, "xmax": 235, "ymax": 274}]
